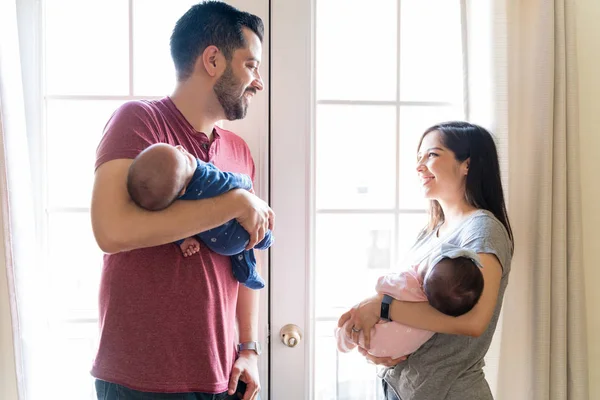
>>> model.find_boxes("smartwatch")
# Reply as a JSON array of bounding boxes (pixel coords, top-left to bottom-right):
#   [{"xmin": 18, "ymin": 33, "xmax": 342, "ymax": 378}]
[
  {"xmin": 380, "ymin": 294, "xmax": 393, "ymax": 322},
  {"xmin": 237, "ymin": 341, "xmax": 262, "ymax": 356}
]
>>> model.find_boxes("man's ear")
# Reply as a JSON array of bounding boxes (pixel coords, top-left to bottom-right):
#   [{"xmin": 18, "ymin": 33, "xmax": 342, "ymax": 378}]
[{"xmin": 198, "ymin": 45, "xmax": 223, "ymax": 77}]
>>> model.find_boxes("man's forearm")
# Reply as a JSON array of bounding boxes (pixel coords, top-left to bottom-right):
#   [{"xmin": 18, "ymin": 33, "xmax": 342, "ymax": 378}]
[
  {"xmin": 102, "ymin": 196, "xmax": 239, "ymax": 253},
  {"xmin": 91, "ymin": 159, "xmax": 242, "ymax": 253},
  {"xmin": 236, "ymin": 268, "xmax": 260, "ymax": 344}
]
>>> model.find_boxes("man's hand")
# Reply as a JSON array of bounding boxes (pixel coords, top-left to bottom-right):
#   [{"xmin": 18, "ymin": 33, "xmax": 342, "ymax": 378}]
[
  {"xmin": 228, "ymin": 352, "xmax": 260, "ymax": 400},
  {"xmin": 230, "ymin": 189, "xmax": 275, "ymax": 249}
]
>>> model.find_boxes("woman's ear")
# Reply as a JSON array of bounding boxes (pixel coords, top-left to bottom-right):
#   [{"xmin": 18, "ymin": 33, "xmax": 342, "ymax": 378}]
[{"xmin": 462, "ymin": 158, "xmax": 470, "ymax": 176}]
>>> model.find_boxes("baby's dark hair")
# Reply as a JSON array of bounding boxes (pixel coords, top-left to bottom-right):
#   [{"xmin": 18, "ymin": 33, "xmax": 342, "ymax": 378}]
[
  {"xmin": 423, "ymin": 256, "xmax": 484, "ymax": 317},
  {"xmin": 127, "ymin": 144, "xmax": 186, "ymax": 211}
]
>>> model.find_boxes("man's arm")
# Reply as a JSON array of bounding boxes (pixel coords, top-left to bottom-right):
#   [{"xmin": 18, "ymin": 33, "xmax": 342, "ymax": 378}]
[
  {"xmin": 228, "ymin": 264, "xmax": 261, "ymax": 399},
  {"xmin": 91, "ymin": 159, "xmax": 273, "ymax": 253},
  {"xmin": 236, "ymin": 283, "xmax": 260, "ymax": 348}
]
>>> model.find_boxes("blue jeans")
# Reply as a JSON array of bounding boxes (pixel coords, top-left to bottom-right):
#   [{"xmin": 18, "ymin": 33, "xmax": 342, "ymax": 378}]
[
  {"xmin": 95, "ymin": 380, "xmax": 258, "ymax": 400},
  {"xmin": 382, "ymin": 380, "xmax": 401, "ymax": 400}
]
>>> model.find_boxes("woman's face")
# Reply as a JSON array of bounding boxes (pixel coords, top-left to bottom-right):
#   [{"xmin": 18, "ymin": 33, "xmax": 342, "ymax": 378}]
[{"xmin": 416, "ymin": 130, "xmax": 469, "ymax": 203}]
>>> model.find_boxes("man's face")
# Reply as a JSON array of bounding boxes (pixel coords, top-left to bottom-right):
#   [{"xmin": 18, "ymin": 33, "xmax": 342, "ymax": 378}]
[{"xmin": 213, "ymin": 28, "xmax": 264, "ymax": 121}]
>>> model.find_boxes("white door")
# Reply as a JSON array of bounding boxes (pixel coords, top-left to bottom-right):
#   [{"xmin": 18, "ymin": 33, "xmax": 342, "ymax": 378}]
[{"xmin": 270, "ymin": 0, "xmax": 467, "ymax": 399}]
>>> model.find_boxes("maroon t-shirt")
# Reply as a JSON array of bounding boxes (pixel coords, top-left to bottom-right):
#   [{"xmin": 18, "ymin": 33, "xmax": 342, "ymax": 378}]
[{"xmin": 91, "ymin": 97, "xmax": 255, "ymax": 393}]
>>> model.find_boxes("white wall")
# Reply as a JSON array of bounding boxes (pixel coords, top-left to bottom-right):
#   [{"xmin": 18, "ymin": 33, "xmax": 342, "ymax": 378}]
[{"xmin": 577, "ymin": 0, "xmax": 600, "ymax": 398}]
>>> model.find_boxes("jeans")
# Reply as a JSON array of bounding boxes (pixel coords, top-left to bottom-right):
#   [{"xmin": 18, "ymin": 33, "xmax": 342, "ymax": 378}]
[
  {"xmin": 95, "ymin": 380, "xmax": 259, "ymax": 400},
  {"xmin": 382, "ymin": 379, "xmax": 401, "ymax": 400}
]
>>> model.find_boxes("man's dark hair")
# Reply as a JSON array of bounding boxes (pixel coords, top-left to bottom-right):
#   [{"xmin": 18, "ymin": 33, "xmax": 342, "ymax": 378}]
[
  {"xmin": 170, "ymin": 1, "xmax": 264, "ymax": 80},
  {"xmin": 423, "ymin": 257, "xmax": 484, "ymax": 317}
]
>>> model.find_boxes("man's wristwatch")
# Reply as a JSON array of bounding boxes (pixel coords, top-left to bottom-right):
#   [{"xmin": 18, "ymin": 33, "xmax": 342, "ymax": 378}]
[
  {"xmin": 380, "ymin": 294, "xmax": 393, "ymax": 322},
  {"xmin": 237, "ymin": 341, "xmax": 262, "ymax": 356}
]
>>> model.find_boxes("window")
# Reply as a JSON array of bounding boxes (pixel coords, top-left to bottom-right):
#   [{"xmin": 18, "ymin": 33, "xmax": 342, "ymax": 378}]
[
  {"xmin": 22, "ymin": 0, "xmax": 466, "ymax": 398},
  {"xmin": 33, "ymin": 1, "xmax": 198, "ymax": 398},
  {"xmin": 312, "ymin": 0, "xmax": 466, "ymax": 398}
]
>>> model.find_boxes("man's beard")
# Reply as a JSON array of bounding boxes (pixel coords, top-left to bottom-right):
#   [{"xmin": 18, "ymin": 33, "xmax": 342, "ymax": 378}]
[{"xmin": 214, "ymin": 64, "xmax": 253, "ymax": 121}]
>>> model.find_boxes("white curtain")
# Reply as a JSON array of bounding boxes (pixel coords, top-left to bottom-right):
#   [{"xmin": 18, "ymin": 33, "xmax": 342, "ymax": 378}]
[
  {"xmin": 467, "ymin": 0, "xmax": 589, "ymax": 399},
  {"xmin": 0, "ymin": 0, "xmax": 42, "ymax": 399}
]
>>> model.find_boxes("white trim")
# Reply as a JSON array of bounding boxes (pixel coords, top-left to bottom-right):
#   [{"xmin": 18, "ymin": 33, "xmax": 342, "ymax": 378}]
[
  {"xmin": 270, "ymin": 0, "xmax": 315, "ymax": 397},
  {"xmin": 395, "ymin": 0, "xmax": 402, "ymax": 269},
  {"xmin": 128, "ymin": 0, "xmax": 134, "ymax": 96},
  {"xmin": 46, "ymin": 207, "xmax": 90, "ymax": 213},
  {"xmin": 45, "ymin": 95, "xmax": 163, "ymax": 101},
  {"xmin": 460, "ymin": 0, "xmax": 471, "ymax": 121},
  {"xmin": 316, "ymin": 209, "xmax": 427, "ymax": 215},
  {"xmin": 317, "ymin": 99, "xmax": 456, "ymax": 107}
]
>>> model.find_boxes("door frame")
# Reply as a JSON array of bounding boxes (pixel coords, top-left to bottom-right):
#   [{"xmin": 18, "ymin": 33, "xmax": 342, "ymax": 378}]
[{"xmin": 269, "ymin": 0, "xmax": 315, "ymax": 398}]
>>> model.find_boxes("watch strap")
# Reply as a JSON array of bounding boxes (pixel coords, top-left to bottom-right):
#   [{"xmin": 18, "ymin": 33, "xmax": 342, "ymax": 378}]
[
  {"xmin": 237, "ymin": 341, "xmax": 261, "ymax": 355},
  {"xmin": 380, "ymin": 294, "xmax": 393, "ymax": 322}
]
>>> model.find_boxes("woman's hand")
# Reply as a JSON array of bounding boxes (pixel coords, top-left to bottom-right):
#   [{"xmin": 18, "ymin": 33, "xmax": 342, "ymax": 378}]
[
  {"xmin": 337, "ymin": 293, "xmax": 383, "ymax": 349},
  {"xmin": 357, "ymin": 347, "xmax": 407, "ymax": 367}
]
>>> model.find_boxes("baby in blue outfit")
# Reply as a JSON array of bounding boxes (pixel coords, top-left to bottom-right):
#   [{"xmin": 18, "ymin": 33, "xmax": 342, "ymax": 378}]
[{"xmin": 126, "ymin": 143, "xmax": 272, "ymax": 289}]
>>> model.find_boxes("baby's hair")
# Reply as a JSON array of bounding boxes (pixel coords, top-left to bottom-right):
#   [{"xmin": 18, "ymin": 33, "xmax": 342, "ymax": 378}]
[
  {"xmin": 423, "ymin": 256, "xmax": 484, "ymax": 317},
  {"xmin": 127, "ymin": 145, "xmax": 186, "ymax": 211}
]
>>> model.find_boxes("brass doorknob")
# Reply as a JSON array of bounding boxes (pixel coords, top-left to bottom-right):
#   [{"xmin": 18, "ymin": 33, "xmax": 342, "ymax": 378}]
[{"xmin": 280, "ymin": 324, "xmax": 302, "ymax": 347}]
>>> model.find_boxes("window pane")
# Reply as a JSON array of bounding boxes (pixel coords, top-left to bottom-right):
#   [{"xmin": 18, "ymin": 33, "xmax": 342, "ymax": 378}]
[
  {"xmin": 399, "ymin": 0, "xmax": 464, "ymax": 102},
  {"xmin": 316, "ymin": 0, "xmax": 397, "ymax": 101},
  {"xmin": 337, "ymin": 350, "xmax": 381, "ymax": 399},
  {"xmin": 47, "ymin": 212, "xmax": 103, "ymax": 320},
  {"xmin": 316, "ymin": 105, "xmax": 396, "ymax": 210},
  {"xmin": 47, "ymin": 322, "xmax": 98, "ymax": 400},
  {"xmin": 44, "ymin": 0, "xmax": 129, "ymax": 95},
  {"xmin": 46, "ymin": 100, "xmax": 124, "ymax": 208},
  {"xmin": 314, "ymin": 320, "xmax": 383, "ymax": 400},
  {"xmin": 314, "ymin": 322, "xmax": 338, "ymax": 400},
  {"xmin": 315, "ymin": 214, "xmax": 395, "ymax": 319},
  {"xmin": 132, "ymin": 0, "xmax": 198, "ymax": 95},
  {"xmin": 398, "ymin": 105, "xmax": 464, "ymax": 209},
  {"xmin": 397, "ymin": 213, "xmax": 428, "ymax": 266}
]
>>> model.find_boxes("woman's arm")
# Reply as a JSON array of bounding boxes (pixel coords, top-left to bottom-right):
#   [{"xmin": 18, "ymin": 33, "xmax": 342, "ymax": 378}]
[
  {"xmin": 390, "ymin": 253, "xmax": 502, "ymax": 336},
  {"xmin": 338, "ymin": 252, "xmax": 503, "ymax": 349}
]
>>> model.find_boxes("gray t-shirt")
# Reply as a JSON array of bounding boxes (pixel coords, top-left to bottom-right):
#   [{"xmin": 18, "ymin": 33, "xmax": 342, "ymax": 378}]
[{"xmin": 382, "ymin": 210, "xmax": 513, "ymax": 400}]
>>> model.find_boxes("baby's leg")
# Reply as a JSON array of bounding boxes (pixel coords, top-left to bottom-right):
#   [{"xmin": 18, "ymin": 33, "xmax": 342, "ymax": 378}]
[
  {"xmin": 334, "ymin": 323, "xmax": 359, "ymax": 353},
  {"xmin": 179, "ymin": 237, "xmax": 201, "ymax": 257}
]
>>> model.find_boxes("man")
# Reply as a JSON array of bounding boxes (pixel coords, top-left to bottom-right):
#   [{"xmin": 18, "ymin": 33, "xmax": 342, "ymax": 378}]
[{"xmin": 90, "ymin": 2, "xmax": 272, "ymax": 399}]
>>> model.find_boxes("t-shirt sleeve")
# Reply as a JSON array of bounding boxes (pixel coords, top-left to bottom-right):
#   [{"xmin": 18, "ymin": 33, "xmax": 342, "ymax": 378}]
[
  {"xmin": 95, "ymin": 101, "xmax": 162, "ymax": 170},
  {"xmin": 246, "ymin": 146, "xmax": 256, "ymax": 194},
  {"xmin": 456, "ymin": 215, "xmax": 513, "ymax": 276}
]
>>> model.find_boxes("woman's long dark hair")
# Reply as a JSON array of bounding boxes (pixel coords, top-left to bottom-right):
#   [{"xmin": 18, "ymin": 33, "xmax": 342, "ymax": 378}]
[{"xmin": 418, "ymin": 121, "xmax": 513, "ymax": 248}]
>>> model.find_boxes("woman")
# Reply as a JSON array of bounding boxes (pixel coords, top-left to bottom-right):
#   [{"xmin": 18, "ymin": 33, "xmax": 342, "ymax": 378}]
[{"xmin": 338, "ymin": 121, "xmax": 514, "ymax": 400}]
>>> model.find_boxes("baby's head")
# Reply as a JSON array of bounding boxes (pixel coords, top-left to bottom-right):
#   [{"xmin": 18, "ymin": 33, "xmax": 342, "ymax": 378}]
[
  {"xmin": 423, "ymin": 245, "xmax": 484, "ymax": 317},
  {"xmin": 127, "ymin": 143, "xmax": 196, "ymax": 211}
]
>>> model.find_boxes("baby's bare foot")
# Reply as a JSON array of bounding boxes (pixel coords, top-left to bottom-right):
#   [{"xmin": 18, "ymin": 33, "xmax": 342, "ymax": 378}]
[{"xmin": 180, "ymin": 237, "xmax": 201, "ymax": 257}]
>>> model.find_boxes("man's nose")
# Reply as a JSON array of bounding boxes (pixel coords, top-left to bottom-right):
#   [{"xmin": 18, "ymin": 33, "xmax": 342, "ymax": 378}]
[{"xmin": 252, "ymin": 72, "xmax": 264, "ymax": 91}]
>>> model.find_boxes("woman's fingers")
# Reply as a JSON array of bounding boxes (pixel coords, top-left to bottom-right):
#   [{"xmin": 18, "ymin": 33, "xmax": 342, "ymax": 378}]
[{"xmin": 338, "ymin": 310, "xmax": 352, "ymax": 328}]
